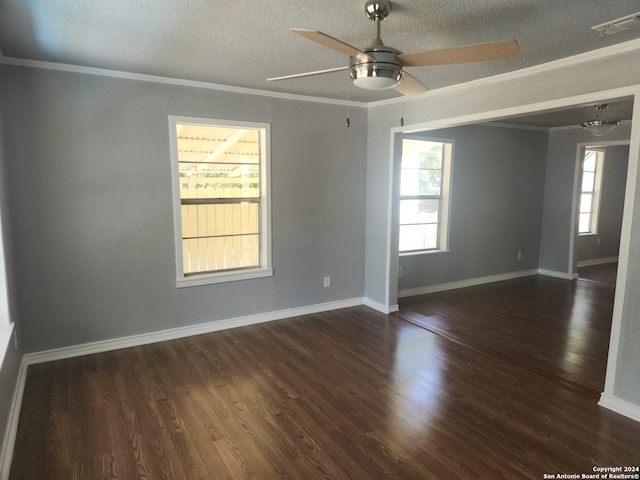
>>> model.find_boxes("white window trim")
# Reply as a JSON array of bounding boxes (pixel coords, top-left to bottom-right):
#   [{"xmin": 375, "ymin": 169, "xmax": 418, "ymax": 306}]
[
  {"xmin": 579, "ymin": 147, "xmax": 605, "ymax": 236},
  {"xmin": 168, "ymin": 115, "xmax": 273, "ymax": 287},
  {"xmin": 398, "ymin": 138, "xmax": 454, "ymax": 256}
]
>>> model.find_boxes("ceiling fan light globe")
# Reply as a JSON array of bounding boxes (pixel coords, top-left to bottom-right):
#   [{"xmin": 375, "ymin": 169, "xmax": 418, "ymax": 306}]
[
  {"xmin": 581, "ymin": 120, "xmax": 619, "ymax": 136},
  {"xmin": 350, "ymin": 63, "xmax": 402, "ymax": 90},
  {"xmin": 580, "ymin": 104, "xmax": 620, "ymax": 136},
  {"xmin": 353, "ymin": 76, "xmax": 399, "ymax": 90}
]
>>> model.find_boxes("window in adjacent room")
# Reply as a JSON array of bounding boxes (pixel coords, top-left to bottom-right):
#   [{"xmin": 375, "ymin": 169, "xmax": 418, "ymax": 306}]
[
  {"xmin": 169, "ymin": 116, "xmax": 272, "ymax": 287},
  {"xmin": 398, "ymin": 138, "xmax": 453, "ymax": 254},
  {"xmin": 579, "ymin": 148, "xmax": 605, "ymax": 235}
]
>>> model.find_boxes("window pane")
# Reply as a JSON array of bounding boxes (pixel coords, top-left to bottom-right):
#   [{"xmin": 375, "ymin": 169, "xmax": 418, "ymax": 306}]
[
  {"xmin": 399, "ymin": 224, "xmax": 438, "ymax": 251},
  {"xmin": 580, "ymin": 193, "xmax": 593, "ymax": 213},
  {"xmin": 579, "ymin": 213, "xmax": 591, "ymax": 233},
  {"xmin": 177, "ymin": 124, "xmax": 260, "ymax": 200},
  {"xmin": 581, "ymin": 172, "xmax": 595, "ymax": 192},
  {"xmin": 400, "ymin": 199, "xmax": 440, "ymax": 225},
  {"xmin": 181, "ymin": 202, "xmax": 260, "ymax": 274},
  {"xmin": 583, "ymin": 151, "xmax": 596, "ymax": 171}
]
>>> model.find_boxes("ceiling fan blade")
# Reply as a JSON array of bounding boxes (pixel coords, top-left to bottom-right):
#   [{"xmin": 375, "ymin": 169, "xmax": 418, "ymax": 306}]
[
  {"xmin": 267, "ymin": 66, "xmax": 349, "ymax": 82},
  {"xmin": 291, "ymin": 28, "xmax": 374, "ymax": 61},
  {"xmin": 395, "ymin": 72, "xmax": 428, "ymax": 96},
  {"xmin": 398, "ymin": 40, "xmax": 519, "ymax": 67}
]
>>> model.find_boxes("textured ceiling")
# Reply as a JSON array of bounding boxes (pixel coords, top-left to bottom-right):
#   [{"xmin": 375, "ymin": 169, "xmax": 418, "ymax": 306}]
[{"xmin": 0, "ymin": 0, "xmax": 640, "ymax": 104}]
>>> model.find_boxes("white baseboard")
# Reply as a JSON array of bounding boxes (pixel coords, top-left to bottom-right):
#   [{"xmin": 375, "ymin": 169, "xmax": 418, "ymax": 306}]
[
  {"xmin": 363, "ymin": 298, "xmax": 399, "ymax": 314},
  {"xmin": 0, "ymin": 360, "xmax": 28, "ymax": 480},
  {"xmin": 578, "ymin": 256, "xmax": 619, "ymax": 267},
  {"xmin": 537, "ymin": 269, "xmax": 578, "ymax": 280},
  {"xmin": 23, "ymin": 297, "xmax": 366, "ymax": 366},
  {"xmin": 598, "ymin": 392, "xmax": 640, "ymax": 423},
  {"xmin": 398, "ymin": 269, "xmax": 538, "ymax": 298}
]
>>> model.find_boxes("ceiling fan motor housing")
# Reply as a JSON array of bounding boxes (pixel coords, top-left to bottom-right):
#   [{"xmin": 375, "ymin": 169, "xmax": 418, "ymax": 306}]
[{"xmin": 349, "ymin": 47, "xmax": 403, "ymax": 90}]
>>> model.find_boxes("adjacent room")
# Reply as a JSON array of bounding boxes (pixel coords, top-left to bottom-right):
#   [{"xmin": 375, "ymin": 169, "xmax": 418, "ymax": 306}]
[{"xmin": 1, "ymin": 0, "xmax": 640, "ymax": 478}]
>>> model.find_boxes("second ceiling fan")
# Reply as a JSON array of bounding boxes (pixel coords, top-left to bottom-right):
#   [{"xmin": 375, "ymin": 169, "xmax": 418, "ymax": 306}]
[{"xmin": 268, "ymin": 0, "xmax": 520, "ymax": 96}]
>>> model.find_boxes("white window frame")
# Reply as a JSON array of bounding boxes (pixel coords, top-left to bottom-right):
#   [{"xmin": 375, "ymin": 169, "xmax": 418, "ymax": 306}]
[
  {"xmin": 0, "ymin": 202, "xmax": 14, "ymax": 365},
  {"xmin": 398, "ymin": 137, "xmax": 453, "ymax": 256},
  {"xmin": 579, "ymin": 147, "xmax": 605, "ymax": 236},
  {"xmin": 169, "ymin": 116, "xmax": 272, "ymax": 287}
]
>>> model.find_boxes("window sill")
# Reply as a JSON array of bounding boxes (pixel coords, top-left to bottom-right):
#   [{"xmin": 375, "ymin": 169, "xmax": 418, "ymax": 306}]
[
  {"xmin": 177, "ymin": 267, "xmax": 273, "ymax": 288},
  {"xmin": 579, "ymin": 233, "xmax": 598, "ymax": 237},
  {"xmin": 400, "ymin": 249, "xmax": 451, "ymax": 257}
]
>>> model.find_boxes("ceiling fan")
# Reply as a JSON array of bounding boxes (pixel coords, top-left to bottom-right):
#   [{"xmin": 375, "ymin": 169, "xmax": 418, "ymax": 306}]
[{"xmin": 267, "ymin": 0, "xmax": 520, "ymax": 96}]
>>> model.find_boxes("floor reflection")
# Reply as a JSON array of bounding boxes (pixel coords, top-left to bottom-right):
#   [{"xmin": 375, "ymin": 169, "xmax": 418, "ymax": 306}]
[{"xmin": 388, "ymin": 324, "xmax": 444, "ymax": 437}]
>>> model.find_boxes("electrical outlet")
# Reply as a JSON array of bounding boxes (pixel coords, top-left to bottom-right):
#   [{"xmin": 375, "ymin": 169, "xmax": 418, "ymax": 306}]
[
  {"xmin": 517, "ymin": 250, "xmax": 523, "ymax": 260},
  {"xmin": 323, "ymin": 276, "xmax": 331, "ymax": 288},
  {"xmin": 596, "ymin": 237, "xmax": 601, "ymax": 245}
]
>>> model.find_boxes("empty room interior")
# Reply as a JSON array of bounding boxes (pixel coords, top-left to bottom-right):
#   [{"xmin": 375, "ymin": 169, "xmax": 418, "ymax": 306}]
[{"xmin": 1, "ymin": 1, "xmax": 640, "ymax": 478}]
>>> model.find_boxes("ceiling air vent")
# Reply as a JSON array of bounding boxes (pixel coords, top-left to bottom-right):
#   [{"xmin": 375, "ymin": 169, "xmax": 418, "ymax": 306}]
[{"xmin": 592, "ymin": 12, "xmax": 640, "ymax": 35}]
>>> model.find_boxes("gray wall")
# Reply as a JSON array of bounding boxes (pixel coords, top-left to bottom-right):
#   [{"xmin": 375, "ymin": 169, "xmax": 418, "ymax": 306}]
[
  {"xmin": 398, "ymin": 125, "xmax": 548, "ymax": 291},
  {"xmin": 577, "ymin": 145, "xmax": 628, "ymax": 262},
  {"xmin": 539, "ymin": 126, "xmax": 632, "ymax": 274},
  {"xmin": 0, "ymin": 65, "xmax": 368, "ymax": 353}
]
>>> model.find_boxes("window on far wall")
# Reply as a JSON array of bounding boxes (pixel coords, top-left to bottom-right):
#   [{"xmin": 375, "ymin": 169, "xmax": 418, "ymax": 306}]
[
  {"xmin": 398, "ymin": 138, "xmax": 453, "ymax": 254},
  {"xmin": 169, "ymin": 116, "xmax": 272, "ymax": 287},
  {"xmin": 579, "ymin": 148, "xmax": 605, "ymax": 235}
]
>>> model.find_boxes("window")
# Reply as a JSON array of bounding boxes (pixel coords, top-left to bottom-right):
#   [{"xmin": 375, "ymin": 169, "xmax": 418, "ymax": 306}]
[
  {"xmin": 169, "ymin": 116, "xmax": 272, "ymax": 287},
  {"xmin": 579, "ymin": 148, "xmax": 605, "ymax": 235},
  {"xmin": 398, "ymin": 138, "xmax": 452, "ymax": 254}
]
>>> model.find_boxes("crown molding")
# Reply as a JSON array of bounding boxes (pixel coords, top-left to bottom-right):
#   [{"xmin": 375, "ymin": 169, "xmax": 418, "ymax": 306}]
[
  {"xmin": 369, "ymin": 37, "xmax": 640, "ymax": 108},
  {"xmin": 0, "ymin": 55, "xmax": 368, "ymax": 108},
  {"xmin": 2, "ymin": 36, "xmax": 640, "ymax": 110}
]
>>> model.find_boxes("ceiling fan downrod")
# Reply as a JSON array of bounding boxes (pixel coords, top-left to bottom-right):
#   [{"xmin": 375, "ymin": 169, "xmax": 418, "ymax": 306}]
[
  {"xmin": 350, "ymin": 0, "xmax": 403, "ymax": 90},
  {"xmin": 365, "ymin": 0, "xmax": 392, "ymax": 47}
]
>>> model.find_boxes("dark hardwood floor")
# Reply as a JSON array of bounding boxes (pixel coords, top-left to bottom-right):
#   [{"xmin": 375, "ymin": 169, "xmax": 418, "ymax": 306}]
[
  {"xmin": 578, "ymin": 262, "xmax": 618, "ymax": 287},
  {"xmin": 10, "ymin": 269, "xmax": 640, "ymax": 479},
  {"xmin": 396, "ymin": 266, "xmax": 617, "ymax": 397}
]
